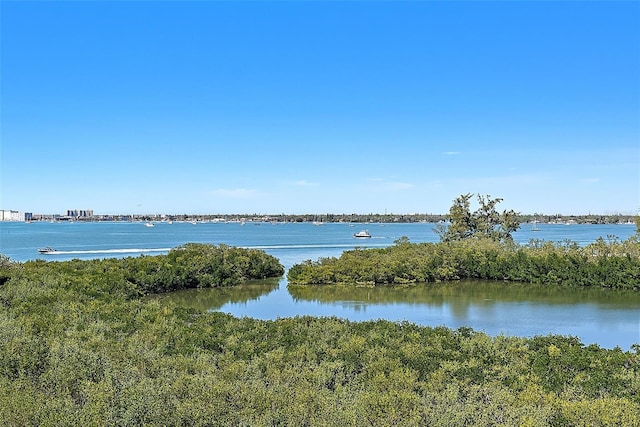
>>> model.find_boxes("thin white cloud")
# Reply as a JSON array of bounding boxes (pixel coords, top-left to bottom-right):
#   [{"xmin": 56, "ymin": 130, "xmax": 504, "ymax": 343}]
[
  {"xmin": 367, "ymin": 178, "xmax": 414, "ymax": 191},
  {"xmin": 578, "ymin": 178, "xmax": 600, "ymax": 184},
  {"xmin": 384, "ymin": 181, "xmax": 414, "ymax": 191},
  {"xmin": 210, "ymin": 188, "xmax": 258, "ymax": 198},
  {"xmin": 293, "ymin": 180, "xmax": 319, "ymax": 187},
  {"xmin": 442, "ymin": 151, "xmax": 460, "ymax": 155},
  {"xmin": 453, "ymin": 173, "xmax": 550, "ymax": 187}
]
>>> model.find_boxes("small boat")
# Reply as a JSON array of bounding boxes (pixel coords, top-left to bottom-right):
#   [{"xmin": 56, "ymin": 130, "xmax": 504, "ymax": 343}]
[
  {"xmin": 353, "ymin": 230, "xmax": 372, "ymax": 238},
  {"xmin": 145, "ymin": 222, "xmax": 155, "ymax": 227},
  {"xmin": 38, "ymin": 247, "xmax": 58, "ymax": 254}
]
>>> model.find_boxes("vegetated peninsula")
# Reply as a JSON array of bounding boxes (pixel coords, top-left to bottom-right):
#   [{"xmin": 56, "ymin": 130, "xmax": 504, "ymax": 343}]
[{"xmin": 288, "ymin": 194, "xmax": 640, "ymax": 289}]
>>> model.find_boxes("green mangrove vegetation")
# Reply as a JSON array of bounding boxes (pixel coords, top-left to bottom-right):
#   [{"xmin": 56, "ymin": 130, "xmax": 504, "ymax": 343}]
[
  {"xmin": 288, "ymin": 194, "xmax": 640, "ymax": 289},
  {"xmin": 1, "ymin": 240, "xmax": 639, "ymax": 425},
  {"xmin": 286, "ymin": 236, "xmax": 640, "ymax": 289},
  {"xmin": 0, "ymin": 253, "xmax": 639, "ymax": 425},
  {"xmin": 3, "ymin": 242, "xmax": 285, "ymax": 297}
]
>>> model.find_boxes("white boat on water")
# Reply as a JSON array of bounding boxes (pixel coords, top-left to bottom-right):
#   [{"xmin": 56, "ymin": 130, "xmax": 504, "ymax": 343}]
[
  {"xmin": 353, "ymin": 230, "xmax": 371, "ymax": 238},
  {"xmin": 38, "ymin": 247, "xmax": 58, "ymax": 254},
  {"xmin": 145, "ymin": 222, "xmax": 155, "ymax": 227}
]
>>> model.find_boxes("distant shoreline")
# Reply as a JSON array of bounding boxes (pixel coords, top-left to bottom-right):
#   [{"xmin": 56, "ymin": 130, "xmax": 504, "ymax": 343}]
[{"xmin": 9, "ymin": 213, "xmax": 638, "ymax": 226}]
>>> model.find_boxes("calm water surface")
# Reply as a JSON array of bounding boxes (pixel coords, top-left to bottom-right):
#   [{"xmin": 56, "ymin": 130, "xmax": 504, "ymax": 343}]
[{"xmin": 1, "ymin": 221, "xmax": 638, "ymax": 349}]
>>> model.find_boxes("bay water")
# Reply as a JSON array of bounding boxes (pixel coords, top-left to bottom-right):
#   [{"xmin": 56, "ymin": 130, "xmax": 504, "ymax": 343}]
[{"xmin": 1, "ymin": 220, "xmax": 638, "ymax": 349}]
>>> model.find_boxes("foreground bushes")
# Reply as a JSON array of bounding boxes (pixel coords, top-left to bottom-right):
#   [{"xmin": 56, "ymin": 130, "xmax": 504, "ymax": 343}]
[
  {"xmin": 288, "ymin": 236, "xmax": 640, "ymax": 289},
  {"xmin": 0, "ymin": 298, "xmax": 638, "ymax": 424},
  {"xmin": 0, "ymin": 244, "xmax": 638, "ymax": 425}
]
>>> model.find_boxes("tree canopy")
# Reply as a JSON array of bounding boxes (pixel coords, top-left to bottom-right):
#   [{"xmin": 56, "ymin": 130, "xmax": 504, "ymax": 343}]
[{"xmin": 436, "ymin": 193, "xmax": 520, "ymax": 242}]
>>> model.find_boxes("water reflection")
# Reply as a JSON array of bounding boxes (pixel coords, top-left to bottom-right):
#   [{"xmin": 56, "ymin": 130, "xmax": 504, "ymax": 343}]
[
  {"xmin": 288, "ymin": 280, "xmax": 640, "ymax": 309},
  {"xmin": 148, "ymin": 278, "xmax": 639, "ymax": 349},
  {"xmin": 149, "ymin": 278, "xmax": 279, "ymax": 311}
]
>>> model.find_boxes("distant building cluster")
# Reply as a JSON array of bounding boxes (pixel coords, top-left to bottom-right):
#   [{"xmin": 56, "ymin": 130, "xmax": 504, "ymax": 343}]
[
  {"xmin": 0, "ymin": 209, "xmax": 94, "ymax": 222},
  {"xmin": 0, "ymin": 210, "xmax": 24, "ymax": 221},
  {"xmin": 67, "ymin": 209, "xmax": 94, "ymax": 218}
]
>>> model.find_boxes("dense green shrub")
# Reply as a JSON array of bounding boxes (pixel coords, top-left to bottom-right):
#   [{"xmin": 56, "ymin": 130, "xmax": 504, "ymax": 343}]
[
  {"xmin": 288, "ymin": 236, "xmax": 640, "ymax": 290},
  {"xmin": 0, "ymin": 243, "xmax": 638, "ymax": 425},
  {"xmin": 120, "ymin": 243, "xmax": 285, "ymax": 293},
  {"xmin": 0, "ymin": 243, "xmax": 284, "ymax": 298}
]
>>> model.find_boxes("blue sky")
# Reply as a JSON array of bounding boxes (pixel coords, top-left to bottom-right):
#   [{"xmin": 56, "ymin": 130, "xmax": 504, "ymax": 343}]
[{"xmin": 2, "ymin": 1, "xmax": 638, "ymax": 216}]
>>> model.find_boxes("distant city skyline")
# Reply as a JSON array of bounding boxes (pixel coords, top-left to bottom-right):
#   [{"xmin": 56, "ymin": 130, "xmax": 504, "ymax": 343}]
[
  {"xmin": 2, "ymin": 208, "xmax": 637, "ymax": 222},
  {"xmin": 2, "ymin": 2, "xmax": 638, "ymax": 216}
]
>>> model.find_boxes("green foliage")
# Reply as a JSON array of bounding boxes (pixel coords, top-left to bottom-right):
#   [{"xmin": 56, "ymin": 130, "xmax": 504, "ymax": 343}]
[
  {"xmin": 435, "ymin": 193, "xmax": 520, "ymax": 242},
  {"xmin": 121, "ymin": 243, "xmax": 284, "ymax": 293},
  {"xmin": 0, "ymin": 244, "xmax": 638, "ymax": 425},
  {"xmin": 0, "ymin": 254, "xmax": 18, "ymax": 286},
  {"xmin": 288, "ymin": 236, "xmax": 640, "ymax": 289}
]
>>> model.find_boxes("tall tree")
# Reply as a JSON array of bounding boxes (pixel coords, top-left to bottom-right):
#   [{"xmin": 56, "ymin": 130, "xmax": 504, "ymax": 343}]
[{"xmin": 436, "ymin": 193, "xmax": 520, "ymax": 242}]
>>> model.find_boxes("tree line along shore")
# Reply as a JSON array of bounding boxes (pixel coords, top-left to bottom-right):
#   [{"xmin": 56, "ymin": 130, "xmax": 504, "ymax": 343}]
[
  {"xmin": 22, "ymin": 212, "xmax": 638, "ymax": 225},
  {"xmin": 287, "ymin": 235, "xmax": 640, "ymax": 289}
]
